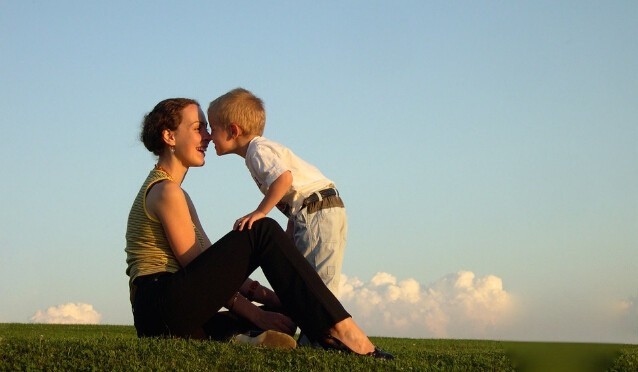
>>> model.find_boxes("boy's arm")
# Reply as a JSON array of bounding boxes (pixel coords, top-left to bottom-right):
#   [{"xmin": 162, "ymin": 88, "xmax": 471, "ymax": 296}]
[{"xmin": 235, "ymin": 170, "xmax": 292, "ymax": 231}]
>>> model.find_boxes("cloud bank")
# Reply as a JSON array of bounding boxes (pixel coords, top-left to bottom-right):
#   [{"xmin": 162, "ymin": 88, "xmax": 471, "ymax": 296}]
[
  {"xmin": 612, "ymin": 295, "xmax": 638, "ymax": 343},
  {"xmin": 338, "ymin": 271, "xmax": 514, "ymax": 339},
  {"xmin": 31, "ymin": 303, "xmax": 102, "ymax": 324}
]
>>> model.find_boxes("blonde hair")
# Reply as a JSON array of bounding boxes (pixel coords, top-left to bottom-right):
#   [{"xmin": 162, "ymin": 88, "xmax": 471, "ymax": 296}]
[{"xmin": 208, "ymin": 88, "xmax": 265, "ymax": 136}]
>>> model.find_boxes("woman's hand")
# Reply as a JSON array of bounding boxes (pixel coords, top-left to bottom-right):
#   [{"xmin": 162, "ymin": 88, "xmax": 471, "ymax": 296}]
[
  {"xmin": 229, "ymin": 292, "xmax": 296, "ymax": 335},
  {"xmin": 252, "ymin": 309, "xmax": 297, "ymax": 336}
]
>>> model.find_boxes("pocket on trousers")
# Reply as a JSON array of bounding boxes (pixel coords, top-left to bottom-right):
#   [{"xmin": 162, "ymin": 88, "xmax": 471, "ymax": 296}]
[{"xmin": 314, "ymin": 243, "xmax": 336, "ymax": 281}]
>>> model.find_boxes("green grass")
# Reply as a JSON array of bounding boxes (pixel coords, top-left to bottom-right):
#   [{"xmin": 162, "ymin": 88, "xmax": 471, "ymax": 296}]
[{"xmin": 1, "ymin": 323, "xmax": 636, "ymax": 371}]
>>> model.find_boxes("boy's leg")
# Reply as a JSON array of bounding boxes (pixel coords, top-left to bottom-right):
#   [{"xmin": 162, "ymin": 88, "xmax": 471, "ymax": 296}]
[{"xmin": 293, "ymin": 206, "xmax": 347, "ymax": 296}]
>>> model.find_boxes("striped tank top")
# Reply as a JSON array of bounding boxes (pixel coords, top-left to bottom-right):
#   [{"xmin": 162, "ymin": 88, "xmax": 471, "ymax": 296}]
[{"xmin": 125, "ymin": 169, "xmax": 204, "ymax": 285}]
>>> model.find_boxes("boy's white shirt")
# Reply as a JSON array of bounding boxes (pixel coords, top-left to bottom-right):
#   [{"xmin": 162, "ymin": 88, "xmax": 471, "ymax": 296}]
[{"xmin": 245, "ymin": 136, "xmax": 334, "ymax": 216}]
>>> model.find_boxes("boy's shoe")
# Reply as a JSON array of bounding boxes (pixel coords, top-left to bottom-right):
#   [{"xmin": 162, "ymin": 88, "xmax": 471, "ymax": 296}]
[{"xmin": 232, "ymin": 330, "xmax": 297, "ymax": 349}]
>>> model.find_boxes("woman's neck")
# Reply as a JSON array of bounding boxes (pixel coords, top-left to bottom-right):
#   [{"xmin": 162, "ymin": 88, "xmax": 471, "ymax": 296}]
[{"xmin": 155, "ymin": 158, "xmax": 187, "ymax": 184}]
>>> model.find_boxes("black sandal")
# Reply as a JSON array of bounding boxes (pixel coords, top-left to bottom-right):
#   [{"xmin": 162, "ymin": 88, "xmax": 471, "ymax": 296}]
[{"xmin": 319, "ymin": 334, "xmax": 394, "ymax": 360}]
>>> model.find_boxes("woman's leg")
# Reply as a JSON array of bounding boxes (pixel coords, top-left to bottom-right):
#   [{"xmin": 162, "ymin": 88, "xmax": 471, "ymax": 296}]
[
  {"xmin": 245, "ymin": 219, "xmax": 388, "ymax": 357},
  {"xmin": 156, "ymin": 227, "xmax": 260, "ymax": 337},
  {"xmin": 202, "ymin": 311, "xmax": 256, "ymax": 341},
  {"xmin": 157, "ymin": 218, "xmax": 349, "ymax": 339},
  {"xmin": 244, "ymin": 218, "xmax": 350, "ymax": 340}
]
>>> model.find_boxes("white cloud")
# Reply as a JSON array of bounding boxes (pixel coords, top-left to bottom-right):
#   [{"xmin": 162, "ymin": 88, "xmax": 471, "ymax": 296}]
[
  {"xmin": 615, "ymin": 296, "xmax": 637, "ymax": 315},
  {"xmin": 31, "ymin": 303, "xmax": 102, "ymax": 324},
  {"xmin": 338, "ymin": 271, "xmax": 514, "ymax": 339},
  {"xmin": 612, "ymin": 295, "xmax": 638, "ymax": 343}
]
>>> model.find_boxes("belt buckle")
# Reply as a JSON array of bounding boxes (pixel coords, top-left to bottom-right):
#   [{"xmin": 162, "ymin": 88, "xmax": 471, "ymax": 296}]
[{"xmin": 304, "ymin": 188, "xmax": 336, "ymax": 207}]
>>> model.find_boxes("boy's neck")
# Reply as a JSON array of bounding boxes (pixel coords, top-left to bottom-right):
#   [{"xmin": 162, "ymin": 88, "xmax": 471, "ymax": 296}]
[{"xmin": 235, "ymin": 134, "xmax": 258, "ymax": 158}]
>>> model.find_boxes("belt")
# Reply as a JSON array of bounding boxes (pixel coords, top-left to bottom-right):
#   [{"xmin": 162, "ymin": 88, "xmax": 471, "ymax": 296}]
[
  {"xmin": 278, "ymin": 188, "xmax": 340, "ymax": 217},
  {"xmin": 303, "ymin": 188, "xmax": 339, "ymax": 207}
]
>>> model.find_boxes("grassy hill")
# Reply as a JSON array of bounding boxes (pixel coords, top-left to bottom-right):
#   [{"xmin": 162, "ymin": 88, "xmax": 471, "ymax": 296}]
[{"xmin": 1, "ymin": 323, "xmax": 636, "ymax": 371}]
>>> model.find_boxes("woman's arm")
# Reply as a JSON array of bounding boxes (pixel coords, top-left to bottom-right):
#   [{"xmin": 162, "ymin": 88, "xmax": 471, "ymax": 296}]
[
  {"xmin": 238, "ymin": 279, "xmax": 282, "ymax": 309},
  {"xmin": 184, "ymin": 191, "xmax": 213, "ymax": 248},
  {"xmin": 227, "ymin": 292, "xmax": 296, "ymax": 335},
  {"xmin": 147, "ymin": 180, "xmax": 295, "ymax": 333},
  {"xmin": 146, "ymin": 180, "xmax": 203, "ymax": 267}
]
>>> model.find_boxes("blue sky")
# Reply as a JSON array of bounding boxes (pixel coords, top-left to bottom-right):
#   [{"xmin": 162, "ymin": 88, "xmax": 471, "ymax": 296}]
[{"xmin": 1, "ymin": 1, "xmax": 636, "ymax": 343}]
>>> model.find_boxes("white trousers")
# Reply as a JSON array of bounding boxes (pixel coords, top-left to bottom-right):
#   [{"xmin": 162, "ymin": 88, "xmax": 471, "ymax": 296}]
[{"xmin": 292, "ymin": 204, "xmax": 347, "ymax": 296}]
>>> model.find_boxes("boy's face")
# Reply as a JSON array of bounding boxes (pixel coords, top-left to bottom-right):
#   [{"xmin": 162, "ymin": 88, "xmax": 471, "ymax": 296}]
[{"xmin": 208, "ymin": 120, "xmax": 234, "ymax": 156}]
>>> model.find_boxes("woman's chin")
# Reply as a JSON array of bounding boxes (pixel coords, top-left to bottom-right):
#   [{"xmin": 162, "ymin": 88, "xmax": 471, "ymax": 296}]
[{"xmin": 191, "ymin": 156, "xmax": 206, "ymax": 167}]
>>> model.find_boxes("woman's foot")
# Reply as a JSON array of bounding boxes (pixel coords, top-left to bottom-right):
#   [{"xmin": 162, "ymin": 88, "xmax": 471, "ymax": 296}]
[
  {"xmin": 320, "ymin": 334, "xmax": 394, "ymax": 360},
  {"xmin": 323, "ymin": 317, "xmax": 394, "ymax": 359},
  {"xmin": 329, "ymin": 318, "xmax": 374, "ymax": 354}
]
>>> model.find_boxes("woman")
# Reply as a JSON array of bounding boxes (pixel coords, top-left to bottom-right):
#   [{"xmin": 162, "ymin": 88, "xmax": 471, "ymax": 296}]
[{"xmin": 125, "ymin": 98, "xmax": 393, "ymax": 359}]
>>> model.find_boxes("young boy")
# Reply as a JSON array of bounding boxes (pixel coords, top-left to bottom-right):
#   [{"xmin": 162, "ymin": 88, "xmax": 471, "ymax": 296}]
[{"xmin": 207, "ymin": 88, "xmax": 346, "ymax": 296}]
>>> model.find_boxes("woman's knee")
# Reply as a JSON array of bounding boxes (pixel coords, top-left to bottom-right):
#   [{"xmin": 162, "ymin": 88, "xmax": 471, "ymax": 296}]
[
  {"xmin": 252, "ymin": 217, "xmax": 281, "ymax": 232},
  {"xmin": 249, "ymin": 218, "xmax": 291, "ymax": 252}
]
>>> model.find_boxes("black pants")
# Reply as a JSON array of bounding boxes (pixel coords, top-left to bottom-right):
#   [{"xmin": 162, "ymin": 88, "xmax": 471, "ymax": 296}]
[{"xmin": 132, "ymin": 218, "xmax": 350, "ymax": 340}]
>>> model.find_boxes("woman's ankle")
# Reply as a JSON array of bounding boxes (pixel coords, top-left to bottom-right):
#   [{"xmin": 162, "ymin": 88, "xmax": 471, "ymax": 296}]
[{"xmin": 329, "ymin": 318, "xmax": 374, "ymax": 354}]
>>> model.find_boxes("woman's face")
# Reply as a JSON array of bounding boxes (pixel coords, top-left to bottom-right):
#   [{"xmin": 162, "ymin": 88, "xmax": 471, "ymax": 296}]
[{"xmin": 172, "ymin": 104, "xmax": 210, "ymax": 167}]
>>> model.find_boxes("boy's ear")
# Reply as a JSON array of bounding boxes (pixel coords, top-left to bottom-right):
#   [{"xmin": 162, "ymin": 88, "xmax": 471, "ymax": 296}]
[
  {"xmin": 162, "ymin": 129, "xmax": 176, "ymax": 146},
  {"xmin": 230, "ymin": 123, "xmax": 242, "ymax": 138}
]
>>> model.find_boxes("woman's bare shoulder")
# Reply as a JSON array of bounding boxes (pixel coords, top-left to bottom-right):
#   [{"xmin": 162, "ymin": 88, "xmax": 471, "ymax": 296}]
[{"xmin": 146, "ymin": 180, "xmax": 187, "ymax": 213}]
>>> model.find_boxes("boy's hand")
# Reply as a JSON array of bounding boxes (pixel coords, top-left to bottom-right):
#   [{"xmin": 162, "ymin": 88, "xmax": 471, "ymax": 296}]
[
  {"xmin": 234, "ymin": 210, "xmax": 267, "ymax": 231},
  {"xmin": 234, "ymin": 171, "xmax": 292, "ymax": 231}
]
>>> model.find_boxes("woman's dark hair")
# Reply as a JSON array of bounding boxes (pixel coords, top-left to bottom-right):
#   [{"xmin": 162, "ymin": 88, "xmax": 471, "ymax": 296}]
[{"xmin": 141, "ymin": 98, "xmax": 200, "ymax": 155}]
